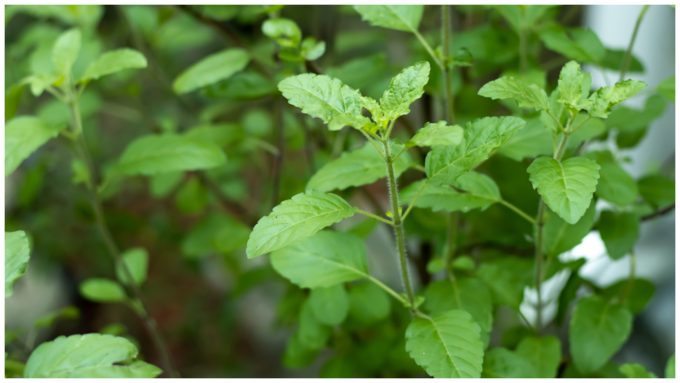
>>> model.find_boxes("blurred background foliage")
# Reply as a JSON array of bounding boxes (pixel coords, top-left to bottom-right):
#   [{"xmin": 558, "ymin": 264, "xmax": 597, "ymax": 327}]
[{"xmin": 4, "ymin": 4, "xmax": 675, "ymax": 378}]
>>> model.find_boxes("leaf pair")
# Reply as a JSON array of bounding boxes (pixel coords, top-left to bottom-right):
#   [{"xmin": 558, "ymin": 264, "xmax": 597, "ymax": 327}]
[
  {"xmin": 79, "ymin": 248, "xmax": 149, "ymax": 304},
  {"xmin": 262, "ymin": 18, "xmax": 326, "ymax": 62}
]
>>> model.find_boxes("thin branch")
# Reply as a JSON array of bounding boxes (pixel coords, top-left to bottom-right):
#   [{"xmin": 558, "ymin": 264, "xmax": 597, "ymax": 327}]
[
  {"xmin": 621, "ymin": 5, "xmax": 650, "ymax": 82},
  {"xmin": 357, "ymin": 209, "xmax": 394, "ymax": 226},
  {"xmin": 641, "ymin": 203, "xmax": 675, "ymax": 221},
  {"xmin": 401, "ymin": 181, "xmax": 428, "ymax": 222},
  {"xmin": 499, "ymin": 199, "xmax": 537, "ymax": 225}
]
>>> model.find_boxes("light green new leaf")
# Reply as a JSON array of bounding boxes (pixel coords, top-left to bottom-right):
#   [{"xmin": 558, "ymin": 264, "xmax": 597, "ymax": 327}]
[
  {"xmin": 5, "ymin": 116, "xmax": 60, "ymax": 178},
  {"xmin": 307, "ymin": 142, "xmax": 411, "ymax": 192},
  {"xmin": 596, "ymin": 162, "xmax": 638, "ymax": 206},
  {"xmin": 262, "ymin": 18, "xmax": 301, "ymax": 47},
  {"xmin": 482, "ymin": 348, "xmax": 539, "ymax": 378},
  {"xmin": 527, "ymin": 156, "xmax": 601, "ymax": 224},
  {"xmin": 348, "ymin": 281, "xmax": 391, "ymax": 325},
  {"xmin": 666, "ymin": 354, "xmax": 675, "ymax": 378},
  {"xmin": 116, "ymin": 134, "xmax": 226, "ymax": 176},
  {"xmin": 405, "ymin": 310, "xmax": 484, "ymax": 378},
  {"xmin": 515, "ymin": 336, "xmax": 562, "ymax": 378},
  {"xmin": 248, "ymin": 191, "xmax": 358, "ymax": 258},
  {"xmin": 557, "ymin": 60, "xmax": 592, "ymax": 111},
  {"xmin": 353, "ymin": 5, "xmax": 424, "ymax": 32},
  {"xmin": 543, "ymin": 202, "xmax": 596, "ymax": 258},
  {"xmin": 426, "ymin": 116, "xmax": 526, "ymax": 186},
  {"xmin": 115, "ymin": 247, "xmax": 148, "ymax": 286},
  {"xmin": 5, "ymin": 231, "xmax": 30, "ymax": 298},
  {"xmin": 569, "ymin": 294, "xmax": 632, "ymax": 373},
  {"xmin": 658, "ymin": 76, "xmax": 675, "ymax": 102},
  {"xmin": 638, "ymin": 175, "xmax": 675, "ymax": 209},
  {"xmin": 498, "ymin": 117, "xmax": 553, "ymax": 161},
  {"xmin": 52, "ymin": 28, "xmax": 81, "ymax": 76},
  {"xmin": 598, "ymin": 211, "xmax": 639, "ymax": 260},
  {"xmin": 271, "ymin": 230, "xmax": 368, "ymax": 288},
  {"xmin": 539, "ymin": 27, "xmax": 605, "ymax": 63},
  {"xmin": 423, "ymin": 278, "xmax": 493, "ymax": 336},
  {"xmin": 278, "ymin": 73, "xmax": 371, "ymax": 131},
  {"xmin": 587, "ymin": 80, "xmax": 647, "ymax": 118},
  {"xmin": 80, "ymin": 49, "xmax": 147, "ymax": 82},
  {"xmin": 478, "ymin": 77, "xmax": 550, "ymax": 111},
  {"xmin": 380, "ymin": 61, "xmax": 430, "ymax": 119},
  {"xmin": 619, "ymin": 363, "xmax": 658, "ymax": 378},
  {"xmin": 477, "ymin": 256, "xmax": 534, "ymax": 309},
  {"xmin": 309, "ymin": 284, "xmax": 349, "ymax": 325},
  {"xmin": 409, "ymin": 121, "xmax": 463, "ymax": 147},
  {"xmin": 24, "ymin": 333, "xmax": 161, "ymax": 378},
  {"xmin": 298, "ymin": 299, "xmax": 332, "ymax": 350},
  {"xmin": 301, "ymin": 37, "xmax": 326, "ymax": 61},
  {"xmin": 173, "ymin": 48, "xmax": 249, "ymax": 94},
  {"xmin": 79, "ymin": 278, "xmax": 127, "ymax": 303},
  {"xmin": 399, "ymin": 172, "xmax": 501, "ymax": 213}
]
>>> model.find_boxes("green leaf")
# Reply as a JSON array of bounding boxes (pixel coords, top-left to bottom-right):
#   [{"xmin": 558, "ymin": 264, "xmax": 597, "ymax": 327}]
[
  {"xmin": 282, "ymin": 335, "xmax": 317, "ymax": 369},
  {"xmin": 116, "ymin": 134, "xmax": 226, "ymax": 176},
  {"xmin": 426, "ymin": 116, "xmax": 526, "ymax": 186},
  {"xmin": 52, "ymin": 28, "xmax": 81, "ymax": 76},
  {"xmin": 569, "ymin": 294, "xmax": 632, "ymax": 373},
  {"xmin": 606, "ymin": 94, "xmax": 666, "ymax": 133},
  {"xmin": 353, "ymin": 5, "xmax": 424, "ymax": 32},
  {"xmin": 298, "ymin": 299, "xmax": 332, "ymax": 350},
  {"xmin": 80, "ymin": 48, "xmax": 147, "ymax": 82},
  {"xmin": 172, "ymin": 48, "xmax": 250, "ymax": 94},
  {"xmin": 347, "ymin": 281, "xmax": 391, "ymax": 325},
  {"xmin": 399, "ymin": 172, "xmax": 501, "ymax": 213},
  {"xmin": 24, "ymin": 333, "xmax": 161, "ymax": 378},
  {"xmin": 539, "ymin": 27, "xmax": 605, "ymax": 63},
  {"xmin": 301, "ymin": 37, "xmax": 326, "ymax": 61},
  {"xmin": 309, "ymin": 284, "xmax": 349, "ymax": 325},
  {"xmin": 619, "ymin": 363, "xmax": 658, "ymax": 378},
  {"xmin": 477, "ymin": 256, "xmax": 533, "ymax": 309},
  {"xmin": 261, "ymin": 18, "xmax": 301, "ymax": 47},
  {"xmin": 557, "ymin": 60, "xmax": 592, "ymax": 111},
  {"xmin": 405, "ymin": 310, "xmax": 484, "ymax": 378},
  {"xmin": 174, "ymin": 178, "xmax": 208, "ymax": 214},
  {"xmin": 658, "ymin": 76, "xmax": 675, "ymax": 102},
  {"xmin": 638, "ymin": 175, "xmax": 675, "ymax": 209},
  {"xmin": 71, "ymin": 159, "xmax": 91, "ymax": 187},
  {"xmin": 602, "ymin": 49, "xmax": 644, "ymax": 73},
  {"xmin": 482, "ymin": 348, "xmax": 539, "ymax": 378},
  {"xmin": 248, "ymin": 191, "xmax": 358, "ymax": 259},
  {"xmin": 115, "ymin": 248, "xmax": 148, "ymax": 286},
  {"xmin": 567, "ymin": 113, "xmax": 606, "ymax": 147},
  {"xmin": 515, "ymin": 336, "xmax": 562, "ymax": 378},
  {"xmin": 270, "ymin": 230, "xmax": 368, "ymax": 288},
  {"xmin": 498, "ymin": 117, "xmax": 553, "ymax": 161},
  {"xmin": 5, "ymin": 116, "xmax": 60, "ymax": 178},
  {"xmin": 184, "ymin": 123, "xmax": 243, "ymax": 148},
  {"xmin": 5, "ymin": 231, "xmax": 30, "ymax": 298},
  {"xmin": 307, "ymin": 142, "xmax": 411, "ymax": 192},
  {"xmin": 409, "ymin": 121, "xmax": 463, "ymax": 147},
  {"xmin": 601, "ymin": 279, "xmax": 654, "ymax": 314},
  {"xmin": 666, "ymin": 354, "xmax": 675, "ymax": 378},
  {"xmin": 34, "ymin": 306, "xmax": 80, "ymax": 329},
  {"xmin": 478, "ymin": 77, "xmax": 549, "ymax": 111},
  {"xmin": 5, "ymin": 84, "xmax": 25, "ymax": 120},
  {"xmin": 586, "ymin": 80, "xmax": 647, "ymax": 118},
  {"xmin": 527, "ymin": 156, "xmax": 601, "ymax": 224},
  {"xmin": 598, "ymin": 211, "xmax": 639, "ymax": 260},
  {"xmin": 278, "ymin": 73, "xmax": 371, "ymax": 131},
  {"xmin": 79, "ymin": 278, "xmax": 127, "ymax": 303},
  {"xmin": 543, "ymin": 201, "xmax": 596, "ymax": 258},
  {"xmin": 379, "ymin": 61, "xmax": 430, "ymax": 119},
  {"xmin": 423, "ymin": 278, "xmax": 493, "ymax": 336}
]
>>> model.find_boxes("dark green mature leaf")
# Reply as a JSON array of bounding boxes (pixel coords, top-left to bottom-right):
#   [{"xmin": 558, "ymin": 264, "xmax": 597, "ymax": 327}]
[
  {"xmin": 309, "ymin": 284, "xmax": 349, "ymax": 325},
  {"xmin": 493, "ymin": 5, "xmax": 555, "ymax": 32},
  {"xmin": 261, "ymin": 18, "xmax": 301, "ymax": 47},
  {"xmin": 478, "ymin": 77, "xmax": 550, "ymax": 111},
  {"xmin": 409, "ymin": 121, "xmax": 463, "ymax": 147},
  {"xmin": 482, "ymin": 348, "xmax": 539, "ymax": 378},
  {"xmin": 602, "ymin": 49, "xmax": 644, "ymax": 73},
  {"xmin": 638, "ymin": 174, "xmax": 675, "ymax": 209},
  {"xmin": 477, "ymin": 256, "xmax": 533, "ymax": 309},
  {"xmin": 567, "ymin": 113, "xmax": 606, "ymax": 147},
  {"xmin": 498, "ymin": 117, "xmax": 553, "ymax": 161},
  {"xmin": 570, "ymin": 295, "xmax": 632, "ymax": 373},
  {"xmin": 606, "ymin": 94, "xmax": 666, "ymax": 134},
  {"xmin": 347, "ymin": 281, "xmax": 391, "ymax": 325},
  {"xmin": 24, "ymin": 334, "xmax": 161, "ymax": 378},
  {"xmin": 181, "ymin": 213, "xmax": 248, "ymax": 258},
  {"xmin": 426, "ymin": 116, "xmax": 525, "ymax": 186},
  {"xmin": 557, "ymin": 61, "xmax": 592, "ymax": 111},
  {"xmin": 298, "ymin": 299, "xmax": 332, "ymax": 350},
  {"xmin": 405, "ymin": 310, "xmax": 484, "ymax": 378},
  {"xmin": 173, "ymin": 48, "xmax": 249, "ymax": 94},
  {"xmin": 527, "ymin": 156, "xmax": 601, "ymax": 224},
  {"xmin": 5, "ymin": 116, "xmax": 60, "ymax": 177},
  {"xmin": 5, "ymin": 84, "xmax": 25, "ymax": 120},
  {"xmin": 658, "ymin": 76, "xmax": 675, "ymax": 102},
  {"xmin": 601, "ymin": 279, "xmax": 654, "ymax": 314},
  {"xmin": 282, "ymin": 335, "xmax": 317, "ymax": 368},
  {"xmin": 539, "ymin": 27, "xmax": 605, "ymax": 63},
  {"xmin": 247, "ymin": 191, "xmax": 358, "ymax": 258},
  {"xmin": 543, "ymin": 201, "xmax": 596, "ymax": 258},
  {"xmin": 353, "ymin": 5, "xmax": 424, "ymax": 32},
  {"xmin": 80, "ymin": 48, "xmax": 147, "ymax": 82},
  {"xmin": 184, "ymin": 123, "xmax": 243, "ymax": 148},
  {"xmin": 271, "ymin": 231, "xmax": 368, "ymax": 288},
  {"xmin": 116, "ymin": 134, "xmax": 226, "ymax": 176},
  {"xmin": 515, "ymin": 336, "xmax": 562, "ymax": 378},
  {"xmin": 666, "ymin": 354, "xmax": 675, "ymax": 378},
  {"xmin": 52, "ymin": 28, "xmax": 81, "ymax": 76},
  {"xmin": 79, "ymin": 278, "xmax": 127, "ymax": 303},
  {"xmin": 399, "ymin": 172, "xmax": 501, "ymax": 213},
  {"xmin": 307, "ymin": 142, "xmax": 412, "ymax": 192},
  {"xmin": 422, "ymin": 278, "xmax": 493, "ymax": 335},
  {"xmin": 204, "ymin": 71, "xmax": 275, "ymax": 100},
  {"xmin": 380, "ymin": 61, "xmax": 430, "ymax": 119},
  {"xmin": 5, "ymin": 231, "xmax": 30, "ymax": 298},
  {"xmin": 619, "ymin": 363, "xmax": 658, "ymax": 378},
  {"xmin": 596, "ymin": 162, "xmax": 638, "ymax": 207},
  {"xmin": 599, "ymin": 211, "xmax": 639, "ymax": 260},
  {"xmin": 587, "ymin": 80, "xmax": 647, "ymax": 118},
  {"xmin": 115, "ymin": 248, "xmax": 148, "ymax": 286},
  {"xmin": 278, "ymin": 73, "xmax": 371, "ymax": 131}
]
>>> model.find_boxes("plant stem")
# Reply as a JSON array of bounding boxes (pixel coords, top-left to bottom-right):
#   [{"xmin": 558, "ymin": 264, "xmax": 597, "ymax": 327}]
[
  {"xmin": 620, "ymin": 5, "xmax": 650, "ymax": 82},
  {"xmin": 412, "ymin": 29, "xmax": 444, "ymax": 70},
  {"xmin": 383, "ymin": 139, "xmax": 416, "ymax": 316},
  {"xmin": 366, "ymin": 275, "xmax": 408, "ymax": 305},
  {"xmin": 442, "ymin": 5, "xmax": 455, "ymax": 122},
  {"xmin": 444, "ymin": 212, "xmax": 458, "ymax": 281},
  {"xmin": 401, "ymin": 181, "xmax": 428, "ymax": 222},
  {"xmin": 500, "ymin": 199, "xmax": 537, "ymax": 225},
  {"xmin": 67, "ymin": 95, "xmax": 179, "ymax": 378},
  {"xmin": 357, "ymin": 209, "xmax": 394, "ymax": 226}
]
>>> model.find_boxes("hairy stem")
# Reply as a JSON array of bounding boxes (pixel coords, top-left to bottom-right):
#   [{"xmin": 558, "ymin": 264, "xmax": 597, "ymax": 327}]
[
  {"xmin": 442, "ymin": 5, "xmax": 455, "ymax": 122},
  {"xmin": 366, "ymin": 275, "xmax": 408, "ymax": 305},
  {"xmin": 620, "ymin": 5, "xmax": 650, "ymax": 82}
]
